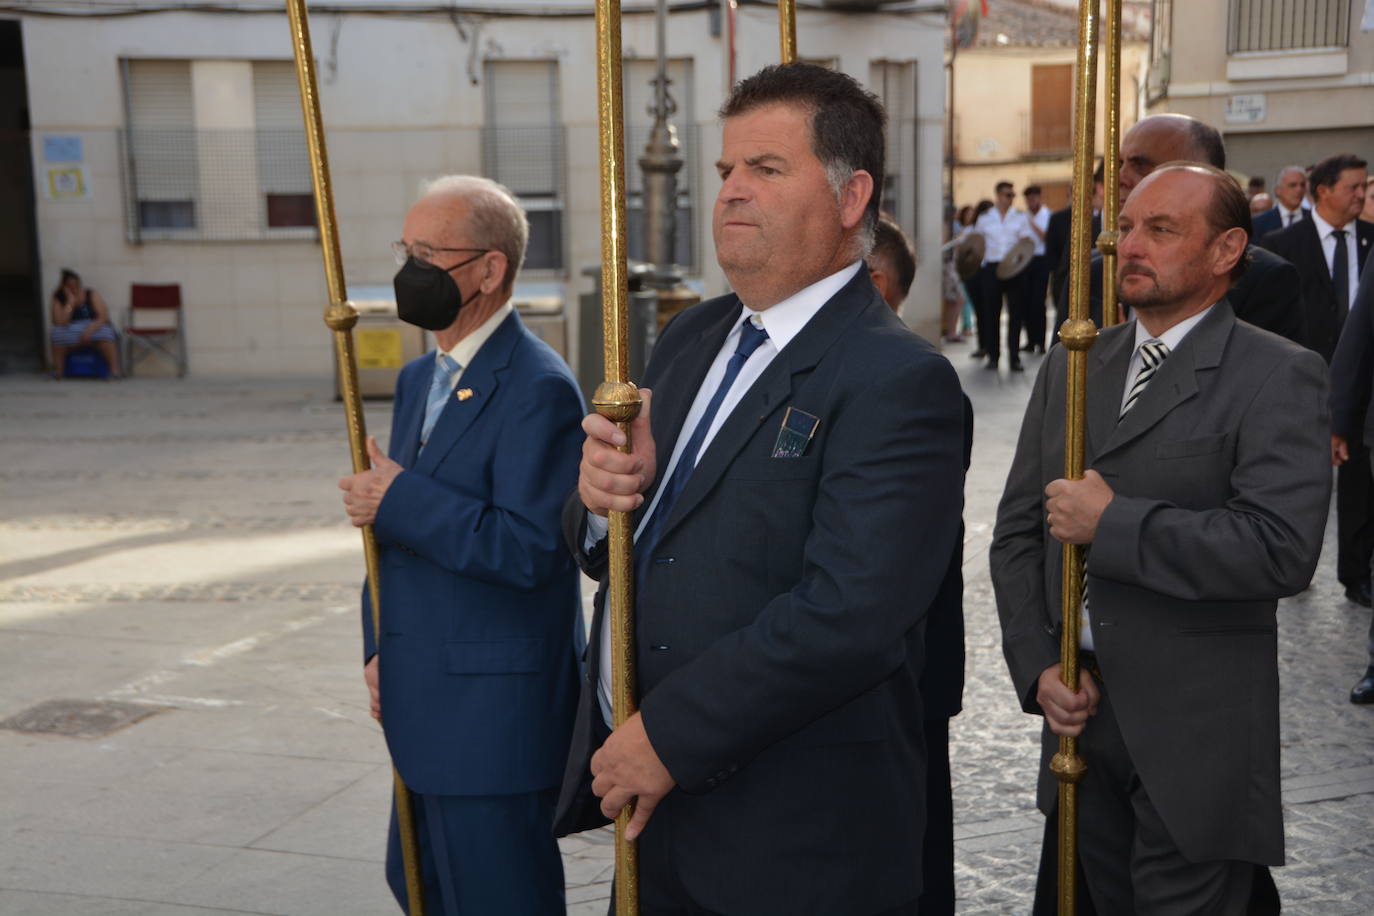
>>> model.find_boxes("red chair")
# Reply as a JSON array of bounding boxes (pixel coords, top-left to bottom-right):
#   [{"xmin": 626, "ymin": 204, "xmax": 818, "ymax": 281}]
[{"xmin": 124, "ymin": 283, "xmax": 187, "ymax": 377}]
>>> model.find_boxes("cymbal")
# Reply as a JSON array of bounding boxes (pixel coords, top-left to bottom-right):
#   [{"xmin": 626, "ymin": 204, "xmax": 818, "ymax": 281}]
[
  {"xmin": 997, "ymin": 236, "xmax": 1036, "ymax": 279},
  {"xmin": 954, "ymin": 232, "xmax": 985, "ymax": 280}
]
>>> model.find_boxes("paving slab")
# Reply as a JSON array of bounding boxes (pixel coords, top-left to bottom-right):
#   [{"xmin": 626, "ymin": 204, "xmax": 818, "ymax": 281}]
[{"xmin": 2, "ymin": 363, "xmax": 1371, "ymax": 914}]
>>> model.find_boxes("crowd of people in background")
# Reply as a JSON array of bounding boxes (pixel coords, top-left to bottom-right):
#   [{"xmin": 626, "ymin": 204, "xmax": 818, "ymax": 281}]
[{"xmin": 944, "ymin": 124, "xmax": 1374, "ymax": 712}]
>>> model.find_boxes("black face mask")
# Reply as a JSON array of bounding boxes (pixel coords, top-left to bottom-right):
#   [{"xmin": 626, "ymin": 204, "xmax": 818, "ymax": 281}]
[{"xmin": 393, "ymin": 253, "xmax": 485, "ymax": 331}]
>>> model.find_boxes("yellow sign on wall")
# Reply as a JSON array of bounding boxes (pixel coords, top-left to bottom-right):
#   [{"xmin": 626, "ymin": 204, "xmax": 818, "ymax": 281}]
[
  {"xmin": 356, "ymin": 328, "xmax": 404, "ymax": 369},
  {"xmin": 47, "ymin": 167, "xmax": 88, "ymax": 199}
]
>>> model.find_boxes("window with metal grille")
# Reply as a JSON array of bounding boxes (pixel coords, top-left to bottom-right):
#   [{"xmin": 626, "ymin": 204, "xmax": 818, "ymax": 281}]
[
  {"xmin": 120, "ymin": 59, "xmax": 315, "ymax": 242},
  {"xmin": 482, "ymin": 60, "xmax": 565, "ymax": 273},
  {"xmin": 1228, "ymin": 0, "xmax": 1350, "ymax": 53},
  {"xmin": 623, "ymin": 57, "xmax": 697, "ymax": 272}
]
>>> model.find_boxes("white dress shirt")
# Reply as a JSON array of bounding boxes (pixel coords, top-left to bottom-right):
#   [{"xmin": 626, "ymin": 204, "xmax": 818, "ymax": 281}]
[
  {"xmin": 433, "ymin": 302, "xmax": 513, "ymax": 391},
  {"xmin": 975, "ymin": 206, "xmax": 1033, "ymax": 264},
  {"xmin": 1276, "ymin": 202, "xmax": 1307, "ymax": 228},
  {"xmin": 1029, "ymin": 205, "xmax": 1050, "ymax": 256},
  {"xmin": 1082, "ymin": 306, "xmax": 1213, "ymax": 653},
  {"xmin": 591, "ymin": 261, "xmax": 863, "ymax": 725},
  {"xmin": 1310, "ymin": 210, "xmax": 1361, "ymax": 313}
]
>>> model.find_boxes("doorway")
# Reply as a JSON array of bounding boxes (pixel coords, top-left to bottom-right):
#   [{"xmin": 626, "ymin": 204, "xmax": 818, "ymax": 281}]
[{"xmin": 0, "ymin": 20, "xmax": 42, "ymax": 373}]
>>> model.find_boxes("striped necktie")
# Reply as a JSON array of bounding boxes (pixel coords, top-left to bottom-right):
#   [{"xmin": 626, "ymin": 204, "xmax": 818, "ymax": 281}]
[
  {"xmin": 420, "ymin": 353, "xmax": 461, "ymax": 449},
  {"xmin": 1121, "ymin": 339, "xmax": 1170, "ymax": 417}
]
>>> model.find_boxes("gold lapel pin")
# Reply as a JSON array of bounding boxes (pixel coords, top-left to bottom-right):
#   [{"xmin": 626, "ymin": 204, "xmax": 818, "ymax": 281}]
[{"xmin": 456, "ymin": 388, "xmax": 474, "ymax": 401}]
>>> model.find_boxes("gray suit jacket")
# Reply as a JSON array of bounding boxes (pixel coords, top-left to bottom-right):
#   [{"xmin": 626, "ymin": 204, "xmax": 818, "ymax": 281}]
[{"xmin": 990, "ymin": 301, "xmax": 1330, "ymax": 865}]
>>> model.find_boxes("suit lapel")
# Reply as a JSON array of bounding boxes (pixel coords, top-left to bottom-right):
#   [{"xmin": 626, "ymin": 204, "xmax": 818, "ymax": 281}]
[
  {"xmin": 412, "ymin": 311, "xmax": 521, "ymax": 475},
  {"xmin": 1095, "ymin": 302, "xmax": 1232, "ymax": 461},
  {"xmin": 639, "ymin": 303, "xmax": 742, "ymax": 515},
  {"xmin": 394, "ymin": 363, "xmax": 427, "ymax": 468},
  {"xmin": 1300, "ymin": 219, "xmax": 1336, "ymax": 301},
  {"xmin": 1085, "ymin": 325, "xmax": 1134, "ymax": 461},
  {"xmin": 655, "ymin": 272, "xmax": 874, "ymax": 543},
  {"xmin": 1358, "ymin": 222, "xmax": 1372, "ymax": 275}
]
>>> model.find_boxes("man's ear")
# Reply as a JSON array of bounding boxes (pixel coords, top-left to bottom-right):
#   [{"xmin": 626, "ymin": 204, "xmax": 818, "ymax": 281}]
[
  {"xmin": 1211, "ymin": 226, "xmax": 1247, "ymax": 278},
  {"xmin": 840, "ymin": 169, "xmax": 875, "ymax": 231},
  {"xmin": 480, "ymin": 251, "xmax": 508, "ymax": 295}
]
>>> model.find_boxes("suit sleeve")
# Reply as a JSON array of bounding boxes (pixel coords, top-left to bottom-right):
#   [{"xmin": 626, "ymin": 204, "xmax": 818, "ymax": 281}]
[
  {"xmin": 562, "ymin": 490, "xmax": 608, "ymax": 581},
  {"xmin": 1329, "ymin": 267, "xmax": 1374, "ymax": 440},
  {"xmin": 989, "ymin": 353, "xmax": 1062, "ymax": 714},
  {"xmin": 371, "ymin": 371, "xmax": 585, "ymax": 590},
  {"xmin": 1090, "ymin": 347, "xmax": 1331, "ymax": 600},
  {"xmin": 639, "ymin": 353, "xmax": 965, "ymax": 792}
]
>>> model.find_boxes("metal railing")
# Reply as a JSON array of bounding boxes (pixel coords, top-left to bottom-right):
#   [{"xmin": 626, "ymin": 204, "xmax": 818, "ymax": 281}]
[{"xmin": 1228, "ymin": 0, "xmax": 1349, "ymax": 53}]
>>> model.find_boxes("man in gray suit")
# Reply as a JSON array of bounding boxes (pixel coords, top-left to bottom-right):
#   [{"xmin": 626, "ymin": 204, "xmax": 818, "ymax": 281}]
[{"xmin": 991, "ymin": 164, "xmax": 1331, "ymax": 912}]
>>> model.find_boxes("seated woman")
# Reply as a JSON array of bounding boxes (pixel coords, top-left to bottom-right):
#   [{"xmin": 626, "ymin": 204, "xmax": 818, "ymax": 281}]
[{"xmin": 50, "ymin": 268, "xmax": 121, "ymax": 379}]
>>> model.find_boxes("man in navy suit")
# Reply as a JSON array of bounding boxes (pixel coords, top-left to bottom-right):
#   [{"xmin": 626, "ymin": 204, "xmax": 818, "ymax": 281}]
[
  {"xmin": 1251, "ymin": 165, "xmax": 1310, "ymax": 239},
  {"xmin": 557, "ymin": 64, "xmax": 966, "ymax": 915},
  {"xmin": 1259, "ymin": 153, "xmax": 1373, "ymax": 607},
  {"xmin": 338, "ymin": 175, "xmax": 585, "ymax": 915}
]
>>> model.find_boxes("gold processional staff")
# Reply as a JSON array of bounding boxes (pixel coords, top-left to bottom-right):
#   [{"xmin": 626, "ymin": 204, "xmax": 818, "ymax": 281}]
[
  {"xmin": 591, "ymin": 1, "xmax": 800, "ymax": 913},
  {"xmin": 1052, "ymin": 0, "xmax": 1122, "ymax": 913},
  {"xmin": 283, "ymin": 2, "xmax": 428, "ymax": 913}
]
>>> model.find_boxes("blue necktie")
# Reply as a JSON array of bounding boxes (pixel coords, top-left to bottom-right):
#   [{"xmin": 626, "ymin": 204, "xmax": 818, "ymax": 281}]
[
  {"xmin": 636, "ymin": 318, "xmax": 770, "ymax": 574},
  {"xmin": 420, "ymin": 353, "xmax": 461, "ymax": 449}
]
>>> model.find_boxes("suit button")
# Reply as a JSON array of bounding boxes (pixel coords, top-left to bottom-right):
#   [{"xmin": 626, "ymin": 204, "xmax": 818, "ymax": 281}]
[{"xmin": 654, "ymin": 556, "xmax": 676, "ymax": 565}]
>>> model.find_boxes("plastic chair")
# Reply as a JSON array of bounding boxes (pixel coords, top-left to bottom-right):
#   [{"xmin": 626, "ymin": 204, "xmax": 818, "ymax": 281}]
[{"xmin": 125, "ymin": 283, "xmax": 187, "ymax": 377}]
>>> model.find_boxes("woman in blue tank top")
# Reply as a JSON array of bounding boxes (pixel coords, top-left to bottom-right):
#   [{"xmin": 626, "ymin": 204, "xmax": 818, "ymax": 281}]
[{"xmin": 50, "ymin": 268, "xmax": 121, "ymax": 379}]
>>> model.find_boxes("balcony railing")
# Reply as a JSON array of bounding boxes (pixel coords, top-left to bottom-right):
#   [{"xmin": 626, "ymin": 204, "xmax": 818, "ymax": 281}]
[{"xmin": 1228, "ymin": 0, "xmax": 1349, "ymax": 54}]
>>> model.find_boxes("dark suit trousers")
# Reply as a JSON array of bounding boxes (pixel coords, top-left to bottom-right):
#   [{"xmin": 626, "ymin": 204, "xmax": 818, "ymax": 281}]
[
  {"xmin": 387, "ymin": 787, "xmax": 564, "ymax": 916},
  {"xmin": 975, "ymin": 264, "xmax": 1027, "ymax": 364},
  {"xmin": 918, "ymin": 717, "xmax": 955, "ymax": 916},
  {"xmin": 1023, "ymin": 254, "xmax": 1051, "ymax": 350},
  {"xmin": 1337, "ymin": 440, "xmax": 1374, "ymax": 588},
  {"xmin": 1031, "ymin": 680, "xmax": 1258, "ymax": 915}
]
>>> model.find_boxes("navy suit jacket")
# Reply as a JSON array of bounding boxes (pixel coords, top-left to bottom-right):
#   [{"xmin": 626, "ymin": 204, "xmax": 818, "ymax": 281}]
[
  {"xmin": 1329, "ymin": 260, "xmax": 1374, "ymax": 443},
  {"xmin": 1251, "ymin": 204, "xmax": 1308, "ymax": 240},
  {"xmin": 362, "ymin": 310, "xmax": 585, "ymax": 797},
  {"xmin": 556, "ymin": 269, "xmax": 966, "ymax": 914},
  {"xmin": 1259, "ymin": 217, "xmax": 1374, "ymax": 362}
]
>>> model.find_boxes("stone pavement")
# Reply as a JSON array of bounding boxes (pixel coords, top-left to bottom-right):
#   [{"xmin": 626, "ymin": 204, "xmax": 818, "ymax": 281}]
[{"xmin": 1, "ymin": 351, "xmax": 1370, "ymax": 915}]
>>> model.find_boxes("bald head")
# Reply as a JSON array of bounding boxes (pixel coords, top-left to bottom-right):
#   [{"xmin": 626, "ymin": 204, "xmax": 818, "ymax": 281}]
[{"xmin": 1118, "ymin": 114, "xmax": 1225, "ymax": 207}]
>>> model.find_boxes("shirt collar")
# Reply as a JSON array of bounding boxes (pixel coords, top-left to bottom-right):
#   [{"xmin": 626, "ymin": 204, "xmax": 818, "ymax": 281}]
[
  {"xmin": 438, "ymin": 302, "xmax": 512, "ymax": 368},
  {"xmin": 1311, "ymin": 208, "xmax": 1352, "ymax": 239},
  {"xmin": 746, "ymin": 261, "xmax": 862, "ymax": 352},
  {"xmin": 1133, "ymin": 304, "xmax": 1214, "ymax": 354}
]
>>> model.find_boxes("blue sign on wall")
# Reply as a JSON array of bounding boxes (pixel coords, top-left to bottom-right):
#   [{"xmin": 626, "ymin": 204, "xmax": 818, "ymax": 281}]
[{"xmin": 43, "ymin": 136, "xmax": 84, "ymax": 163}]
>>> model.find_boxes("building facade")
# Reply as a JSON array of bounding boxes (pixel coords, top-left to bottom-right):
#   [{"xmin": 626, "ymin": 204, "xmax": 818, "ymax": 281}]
[
  {"xmin": 2, "ymin": 0, "xmax": 948, "ymax": 378},
  {"xmin": 1145, "ymin": 0, "xmax": 1374, "ymax": 189},
  {"xmin": 952, "ymin": 0, "xmax": 1149, "ymax": 212}
]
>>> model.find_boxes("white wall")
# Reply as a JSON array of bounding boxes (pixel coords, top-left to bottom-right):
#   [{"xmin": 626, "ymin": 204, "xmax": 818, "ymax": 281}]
[{"xmin": 22, "ymin": 6, "xmax": 948, "ymax": 376}]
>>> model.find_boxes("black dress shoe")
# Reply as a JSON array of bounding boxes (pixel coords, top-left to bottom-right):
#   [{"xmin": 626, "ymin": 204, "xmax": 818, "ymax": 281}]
[
  {"xmin": 970, "ymin": 349, "xmax": 987, "ymax": 359},
  {"xmin": 1351, "ymin": 669, "xmax": 1374, "ymax": 704},
  {"xmin": 1010, "ymin": 359, "xmax": 1024, "ymax": 372},
  {"xmin": 985, "ymin": 358, "xmax": 999, "ymax": 370},
  {"xmin": 1344, "ymin": 581, "xmax": 1372, "ymax": 608},
  {"xmin": 1020, "ymin": 343, "xmax": 1036, "ymax": 352}
]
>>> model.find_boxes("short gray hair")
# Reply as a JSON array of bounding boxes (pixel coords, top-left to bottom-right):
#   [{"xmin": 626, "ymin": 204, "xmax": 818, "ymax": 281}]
[
  {"xmin": 1273, "ymin": 164, "xmax": 1306, "ymax": 186},
  {"xmin": 421, "ymin": 175, "xmax": 529, "ymax": 293}
]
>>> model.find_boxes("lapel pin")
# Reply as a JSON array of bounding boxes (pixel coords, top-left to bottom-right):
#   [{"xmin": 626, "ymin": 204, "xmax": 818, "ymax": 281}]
[{"xmin": 456, "ymin": 388, "xmax": 474, "ymax": 402}]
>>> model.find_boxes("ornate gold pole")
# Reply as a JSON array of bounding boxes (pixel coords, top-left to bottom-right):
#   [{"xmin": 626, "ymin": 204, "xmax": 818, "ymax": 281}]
[
  {"xmin": 1050, "ymin": 1, "xmax": 1101, "ymax": 913},
  {"xmin": 593, "ymin": 1, "xmax": 642, "ymax": 913},
  {"xmin": 778, "ymin": 0, "xmax": 797, "ymax": 63},
  {"xmin": 284, "ymin": 3, "xmax": 426, "ymax": 913},
  {"xmin": 1097, "ymin": 0, "xmax": 1123, "ymax": 328}
]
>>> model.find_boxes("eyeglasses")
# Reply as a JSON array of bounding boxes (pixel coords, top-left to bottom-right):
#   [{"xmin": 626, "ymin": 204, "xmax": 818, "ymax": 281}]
[{"xmin": 391, "ymin": 240, "xmax": 488, "ymax": 267}]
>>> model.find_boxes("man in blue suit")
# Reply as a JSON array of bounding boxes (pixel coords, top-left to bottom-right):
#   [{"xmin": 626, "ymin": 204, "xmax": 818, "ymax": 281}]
[{"xmin": 338, "ymin": 175, "xmax": 585, "ymax": 915}]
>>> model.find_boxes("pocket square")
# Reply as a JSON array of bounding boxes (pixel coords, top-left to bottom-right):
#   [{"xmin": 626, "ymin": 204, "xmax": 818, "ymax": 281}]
[{"xmin": 772, "ymin": 407, "xmax": 820, "ymax": 458}]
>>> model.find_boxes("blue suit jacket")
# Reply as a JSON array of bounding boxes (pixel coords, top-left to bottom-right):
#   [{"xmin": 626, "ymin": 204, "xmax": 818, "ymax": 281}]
[{"xmin": 362, "ymin": 310, "xmax": 585, "ymax": 797}]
